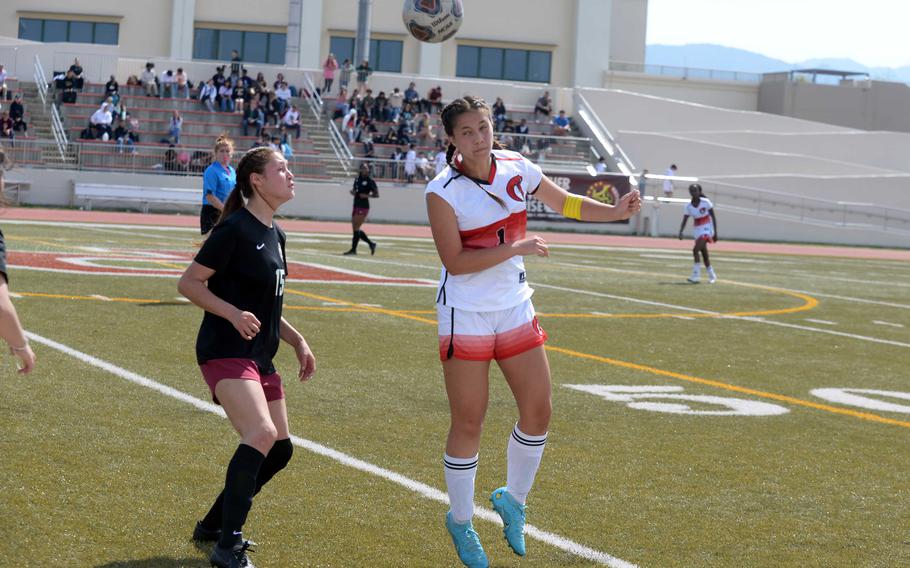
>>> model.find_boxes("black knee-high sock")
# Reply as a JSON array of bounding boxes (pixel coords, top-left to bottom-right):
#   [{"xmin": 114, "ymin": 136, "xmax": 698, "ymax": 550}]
[
  {"xmin": 218, "ymin": 444, "xmax": 265, "ymax": 548},
  {"xmin": 358, "ymin": 230, "xmax": 373, "ymax": 246},
  {"xmin": 201, "ymin": 439, "xmax": 294, "ymax": 531},
  {"xmin": 351, "ymin": 231, "xmax": 361, "ymax": 251}
]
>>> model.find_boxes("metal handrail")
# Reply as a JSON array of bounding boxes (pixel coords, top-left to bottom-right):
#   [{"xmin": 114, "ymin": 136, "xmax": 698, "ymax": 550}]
[
  {"xmin": 300, "ymin": 72, "xmax": 324, "ymax": 121},
  {"xmin": 33, "ymin": 55, "xmax": 48, "ymax": 106},
  {"xmin": 609, "ymin": 60, "xmax": 763, "ymax": 83},
  {"xmin": 574, "ymin": 92, "xmax": 636, "ymax": 174},
  {"xmin": 327, "ymin": 119, "xmax": 353, "ymax": 175}
]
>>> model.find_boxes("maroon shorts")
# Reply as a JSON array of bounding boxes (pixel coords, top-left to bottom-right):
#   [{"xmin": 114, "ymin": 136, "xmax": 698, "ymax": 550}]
[
  {"xmin": 200, "ymin": 358, "xmax": 285, "ymax": 405},
  {"xmin": 352, "ymin": 207, "xmax": 370, "ymax": 217}
]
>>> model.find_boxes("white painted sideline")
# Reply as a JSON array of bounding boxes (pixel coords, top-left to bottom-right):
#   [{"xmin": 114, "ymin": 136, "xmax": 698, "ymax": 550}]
[{"xmin": 24, "ymin": 330, "xmax": 636, "ymax": 568}]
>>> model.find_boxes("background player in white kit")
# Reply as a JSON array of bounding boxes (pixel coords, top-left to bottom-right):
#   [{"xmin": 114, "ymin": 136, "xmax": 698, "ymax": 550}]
[
  {"xmin": 426, "ymin": 96, "xmax": 640, "ymax": 568},
  {"xmin": 678, "ymin": 183, "xmax": 718, "ymax": 283}
]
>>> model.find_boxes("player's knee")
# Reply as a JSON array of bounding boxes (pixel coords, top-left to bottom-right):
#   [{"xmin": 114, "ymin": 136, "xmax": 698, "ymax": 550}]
[
  {"xmin": 521, "ymin": 399, "xmax": 552, "ymax": 432},
  {"xmin": 246, "ymin": 423, "xmax": 279, "ymax": 453},
  {"xmin": 451, "ymin": 415, "xmax": 485, "ymax": 439}
]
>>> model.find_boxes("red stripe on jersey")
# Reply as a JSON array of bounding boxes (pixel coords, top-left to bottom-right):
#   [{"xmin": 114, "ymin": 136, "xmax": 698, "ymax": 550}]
[
  {"xmin": 459, "ymin": 210, "xmax": 527, "ymax": 249},
  {"xmin": 694, "ymin": 216, "xmax": 711, "ymax": 226}
]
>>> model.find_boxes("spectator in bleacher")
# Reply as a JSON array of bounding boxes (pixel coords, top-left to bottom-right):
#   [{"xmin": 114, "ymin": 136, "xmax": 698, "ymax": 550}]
[
  {"xmin": 434, "ymin": 147, "xmax": 447, "ymax": 176},
  {"xmin": 229, "ymin": 50, "xmax": 243, "ymax": 79},
  {"xmin": 374, "ymin": 90, "xmax": 388, "ymax": 121},
  {"xmin": 534, "ymin": 90, "xmax": 552, "ymax": 122},
  {"xmin": 416, "ymin": 112, "xmax": 435, "ymax": 147},
  {"xmin": 500, "ymin": 124, "xmax": 515, "ymax": 150},
  {"xmin": 169, "ymin": 110, "xmax": 184, "ymax": 145},
  {"xmin": 231, "ymin": 80, "xmax": 247, "ymax": 112},
  {"xmin": 272, "ymin": 72, "xmax": 286, "ymax": 92},
  {"xmin": 390, "ymin": 145, "xmax": 404, "ymax": 179},
  {"xmin": 69, "ymin": 58, "xmax": 84, "ymax": 89},
  {"xmin": 200, "ymin": 135, "xmax": 236, "ymax": 234},
  {"xmin": 126, "ymin": 75, "xmax": 140, "ymax": 87},
  {"xmin": 61, "ymin": 70, "xmax": 79, "ymax": 104},
  {"xmin": 160, "ymin": 70, "xmax": 176, "ymax": 98},
  {"xmin": 416, "ymin": 152, "xmax": 431, "ymax": 181},
  {"xmin": 255, "ymin": 72, "xmax": 269, "ymax": 95},
  {"xmin": 342, "ymin": 107, "xmax": 358, "ymax": 144},
  {"xmin": 126, "ymin": 112, "xmax": 140, "ymax": 139},
  {"xmin": 388, "ymin": 87, "xmax": 404, "ymax": 122},
  {"xmin": 9, "ymin": 95, "xmax": 26, "ymax": 135},
  {"xmin": 212, "ymin": 66, "xmax": 226, "ymax": 91},
  {"xmin": 362, "ymin": 132, "xmax": 375, "ymax": 160},
  {"xmin": 593, "ymin": 157, "xmax": 607, "ymax": 174},
  {"xmin": 243, "ymin": 100, "xmax": 265, "ymax": 138},
  {"xmin": 397, "ymin": 117, "xmax": 413, "ymax": 146},
  {"xmin": 337, "ymin": 58, "xmax": 353, "ymax": 93},
  {"xmin": 282, "ymin": 104, "xmax": 301, "ymax": 139},
  {"xmin": 0, "ymin": 113, "xmax": 13, "ymax": 141},
  {"xmin": 219, "ymin": 79, "xmax": 234, "ymax": 112},
  {"xmin": 113, "ymin": 118, "xmax": 135, "ymax": 154},
  {"xmin": 362, "ymin": 89, "xmax": 376, "ymax": 120},
  {"xmin": 90, "ymin": 103, "xmax": 114, "ymax": 140},
  {"xmin": 663, "ymin": 164, "xmax": 677, "ymax": 198},
  {"xmin": 275, "ymin": 82, "xmax": 292, "ymax": 115},
  {"xmin": 141, "ymin": 62, "xmax": 158, "ymax": 97},
  {"xmin": 404, "ymin": 82, "xmax": 419, "ymax": 108},
  {"xmin": 265, "ymin": 92, "xmax": 283, "ymax": 126},
  {"xmin": 198, "ymin": 79, "xmax": 218, "ymax": 112},
  {"xmin": 0, "ymin": 65, "xmax": 7, "ymax": 101},
  {"xmin": 551, "ymin": 110, "xmax": 570, "ymax": 136},
  {"xmin": 492, "ymin": 97, "xmax": 507, "ymax": 132},
  {"xmin": 278, "ymin": 135, "xmax": 293, "ymax": 160},
  {"xmin": 105, "ymin": 75, "xmax": 119, "ymax": 98},
  {"xmin": 356, "ymin": 59, "xmax": 372, "ymax": 93},
  {"xmin": 322, "ymin": 53, "xmax": 339, "ymax": 94},
  {"xmin": 404, "ymin": 143, "xmax": 417, "ymax": 183},
  {"xmin": 175, "ymin": 68, "xmax": 190, "ymax": 99},
  {"xmin": 240, "ymin": 69, "xmax": 255, "ymax": 94},
  {"xmin": 428, "ymin": 85, "xmax": 443, "ymax": 114},
  {"xmin": 163, "ymin": 144, "xmax": 178, "ymax": 172},
  {"xmin": 332, "ymin": 93, "xmax": 349, "ymax": 120},
  {"xmin": 515, "ymin": 118, "xmax": 530, "ymax": 153}
]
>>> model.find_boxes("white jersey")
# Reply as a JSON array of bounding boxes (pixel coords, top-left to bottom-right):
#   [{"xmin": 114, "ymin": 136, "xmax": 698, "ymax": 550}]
[
  {"xmin": 684, "ymin": 197, "xmax": 714, "ymax": 239},
  {"xmin": 426, "ymin": 149, "xmax": 543, "ymax": 312}
]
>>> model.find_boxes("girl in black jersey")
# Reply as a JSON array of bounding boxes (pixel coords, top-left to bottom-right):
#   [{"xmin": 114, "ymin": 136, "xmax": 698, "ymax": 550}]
[
  {"xmin": 343, "ymin": 162, "xmax": 379, "ymax": 255},
  {"xmin": 178, "ymin": 147, "xmax": 316, "ymax": 568}
]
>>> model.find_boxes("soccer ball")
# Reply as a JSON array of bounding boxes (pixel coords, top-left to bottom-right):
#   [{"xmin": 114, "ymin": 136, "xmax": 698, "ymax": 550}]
[{"xmin": 402, "ymin": 0, "xmax": 464, "ymax": 43}]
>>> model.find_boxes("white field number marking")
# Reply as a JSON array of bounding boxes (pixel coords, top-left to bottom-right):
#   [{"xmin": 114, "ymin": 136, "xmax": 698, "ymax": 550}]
[
  {"xmin": 564, "ymin": 385, "xmax": 790, "ymax": 416},
  {"xmin": 810, "ymin": 388, "xmax": 910, "ymax": 414}
]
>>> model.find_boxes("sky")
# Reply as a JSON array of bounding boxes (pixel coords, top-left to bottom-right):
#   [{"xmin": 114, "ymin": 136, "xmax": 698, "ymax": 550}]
[{"xmin": 646, "ymin": 0, "xmax": 910, "ymax": 68}]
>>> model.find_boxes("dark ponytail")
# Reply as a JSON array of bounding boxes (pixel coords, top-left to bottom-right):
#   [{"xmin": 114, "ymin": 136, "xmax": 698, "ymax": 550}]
[
  {"xmin": 215, "ymin": 146, "xmax": 279, "ymax": 226},
  {"xmin": 440, "ymin": 95, "xmax": 507, "ymax": 209}
]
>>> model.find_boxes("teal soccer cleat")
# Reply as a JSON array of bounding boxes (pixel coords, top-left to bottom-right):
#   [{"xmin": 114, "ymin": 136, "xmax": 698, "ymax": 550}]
[
  {"xmin": 490, "ymin": 487, "xmax": 526, "ymax": 556},
  {"xmin": 445, "ymin": 511, "xmax": 490, "ymax": 568}
]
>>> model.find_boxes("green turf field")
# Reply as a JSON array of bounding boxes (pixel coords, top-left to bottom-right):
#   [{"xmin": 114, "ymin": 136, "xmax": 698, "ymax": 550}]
[{"xmin": 0, "ymin": 218, "xmax": 907, "ymax": 567}]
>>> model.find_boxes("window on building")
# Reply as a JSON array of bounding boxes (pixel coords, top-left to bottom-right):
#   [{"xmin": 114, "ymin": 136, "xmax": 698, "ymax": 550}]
[
  {"xmin": 456, "ymin": 45, "xmax": 551, "ymax": 83},
  {"xmin": 328, "ymin": 36, "xmax": 403, "ymax": 73},
  {"xmin": 193, "ymin": 28, "xmax": 286, "ymax": 65},
  {"xmin": 17, "ymin": 17, "xmax": 120, "ymax": 45}
]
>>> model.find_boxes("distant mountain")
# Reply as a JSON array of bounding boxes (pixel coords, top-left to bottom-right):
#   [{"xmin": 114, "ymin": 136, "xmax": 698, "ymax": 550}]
[{"xmin": 646, "ymin": 44, "xmax": 910, "ymax": 83}]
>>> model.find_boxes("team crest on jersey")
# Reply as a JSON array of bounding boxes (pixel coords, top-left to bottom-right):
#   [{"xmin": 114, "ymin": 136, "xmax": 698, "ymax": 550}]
[
  {"xmin": 414, "ymin": 0, "xmax": 443, "ymax": 16},
  {"xmin": 506, "ymin": 175, "xmax": 525, "ymax": 202}
]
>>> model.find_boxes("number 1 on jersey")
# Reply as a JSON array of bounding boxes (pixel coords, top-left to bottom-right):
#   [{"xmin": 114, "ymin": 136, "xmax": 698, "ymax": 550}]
[{"xmin": 497, "ymin": 227, "xmax": 506, "ymax": 245}]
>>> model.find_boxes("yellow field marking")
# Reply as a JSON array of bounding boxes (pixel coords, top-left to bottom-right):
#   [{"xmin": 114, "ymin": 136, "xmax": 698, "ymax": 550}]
[
  {"xmin": 15, "ymin": 291, "xmax": 161, "ymax": 304},
  {"xmin": 150, "ymin": 260, "xmax": 187, "ymax": 270},
  {"xmin": 7, "ymin": 236, "xmax": 88, "ymax": 252},
  {"xmin": 283, "ymin": 287, "xmax": 910, "ymax": 430}
]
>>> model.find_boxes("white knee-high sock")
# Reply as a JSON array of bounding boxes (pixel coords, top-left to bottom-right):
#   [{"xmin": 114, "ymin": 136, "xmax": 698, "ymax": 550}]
[
  {"xmin": 444, "ymin": 453, "xmax": 478, "ymax": 524},
  {"xmin": 506, "ymin": 424, "xmax": 547, "ymax": 505}
]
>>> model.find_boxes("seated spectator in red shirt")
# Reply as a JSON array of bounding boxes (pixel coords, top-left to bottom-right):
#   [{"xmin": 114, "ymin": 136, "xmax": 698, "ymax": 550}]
[
  {"xmin": 427, "ymin": 85, "xmax": 443, "ymax": 114},
  {"xmin": 0, "ymin": 112, "xmax": 13, "ymax": 140}
]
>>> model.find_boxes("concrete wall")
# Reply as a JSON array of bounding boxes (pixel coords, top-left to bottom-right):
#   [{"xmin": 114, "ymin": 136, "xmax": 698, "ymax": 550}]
[
  {"xmin": 602, "ymin": 70, "xmax": 759, "ymax": 111},
  {"xmin": 610, "ymin": 0, "xmax": 648, "ymax": 67},
  {"xmin": 759, "ymin": 77, "xmax": 910, "ymax": 134},
  {"xmin": 702, "ymin": 175, "xmax": 910, "ymax": 210}
]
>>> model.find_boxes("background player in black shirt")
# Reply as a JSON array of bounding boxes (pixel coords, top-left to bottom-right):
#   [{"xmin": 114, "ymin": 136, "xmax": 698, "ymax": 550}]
[
  {"xmin": 343, "ymin": 162, "xmax": 379, "ymax": 255},
  {"xmin": 178, "ymin": 147, "xmax": 316, "ymax": 568}
]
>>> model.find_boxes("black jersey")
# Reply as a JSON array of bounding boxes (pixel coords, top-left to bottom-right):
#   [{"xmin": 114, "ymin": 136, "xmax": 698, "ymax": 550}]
[
  {"xmin": 0, "ymin": 228, "xmax": 7, "ymax": 283},
  {"xmin": 352, "ymin": 176, "xmax": 377, "ymax": 209},
  {"xmin": 194, "ymin": 208, "xmax": 287, "ymax": 373}
]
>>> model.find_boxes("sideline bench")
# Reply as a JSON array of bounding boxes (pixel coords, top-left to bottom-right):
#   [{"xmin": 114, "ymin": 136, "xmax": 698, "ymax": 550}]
[{"xmin": 73, "ymin": 183, "xmax": 202, "ymax": 213}]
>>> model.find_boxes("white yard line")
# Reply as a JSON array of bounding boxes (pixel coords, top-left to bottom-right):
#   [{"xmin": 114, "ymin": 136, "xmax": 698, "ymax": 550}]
[
  {"xmin": 26, "ymin": 330, "xmax": 636, "ymax": 568},
  {"xmin": 873, "ymin": 320, "xmax": 905, "ymax": 328},
  {"xmin": 804, "ymin": 318, "xmax": 837, "ymax": 326}
]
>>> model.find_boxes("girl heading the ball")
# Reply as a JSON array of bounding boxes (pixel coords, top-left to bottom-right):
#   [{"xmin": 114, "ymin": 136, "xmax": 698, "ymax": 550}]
[{"xmin": 425, "ymin": 95, "xmax": 640, "ymax": 567}]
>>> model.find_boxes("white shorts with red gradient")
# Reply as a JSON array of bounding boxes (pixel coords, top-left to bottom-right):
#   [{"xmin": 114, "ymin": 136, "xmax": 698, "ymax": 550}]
[
  {"xmin": 694, "ymin": 223, "xmax": 715, "ymax": 242},
  {"xmin": 437, "ymin": 299, "xmax": 547, "ymax": 362}
]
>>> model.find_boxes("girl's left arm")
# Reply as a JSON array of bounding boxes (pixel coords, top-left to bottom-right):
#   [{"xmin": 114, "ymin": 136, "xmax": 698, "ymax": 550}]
[
  {"xmin": 280, "ymin": 317, "xmax": 316, "ymax": 381},
  {"xmin": 532, "ymin": 174, "xmax": 641, "ymax": 222}
]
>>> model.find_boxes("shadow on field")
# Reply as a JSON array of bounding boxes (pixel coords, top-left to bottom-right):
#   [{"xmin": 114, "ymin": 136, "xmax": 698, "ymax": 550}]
[
  {"xmin": 657, "ymin": 281, "xmax": 700, "ymax": 285},
  {"xmin": 95, "ymin": 558, "xmax": 208, "ymax": 568}
]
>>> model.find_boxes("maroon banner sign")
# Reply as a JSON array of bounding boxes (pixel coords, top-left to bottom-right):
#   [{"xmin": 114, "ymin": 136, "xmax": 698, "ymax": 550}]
[{"xmin": 527, "ymin": 172, "xmax": 632, "ymax": 223}]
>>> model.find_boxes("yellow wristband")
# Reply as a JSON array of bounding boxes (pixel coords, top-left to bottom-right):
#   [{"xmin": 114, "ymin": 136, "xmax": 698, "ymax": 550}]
[{"xmin": 562, "ymin": 194, "xmax": 584, "ymax": 220}]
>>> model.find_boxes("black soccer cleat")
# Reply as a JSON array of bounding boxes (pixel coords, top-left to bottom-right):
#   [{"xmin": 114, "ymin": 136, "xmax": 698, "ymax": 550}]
[
  {"xmin": 210, "ymin": 539, "xmax": 256, "ymax": 568},
  {"xmin": 369, "ymin": 242, "xmax": 377, "ymax": 255},
  {"xmin": 193, "ymin": 521, "xmax": 221, "ymax": 542},
  {"xmin": 343, "ymin": 249, "xmax": 357, "ymax": 255}
]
